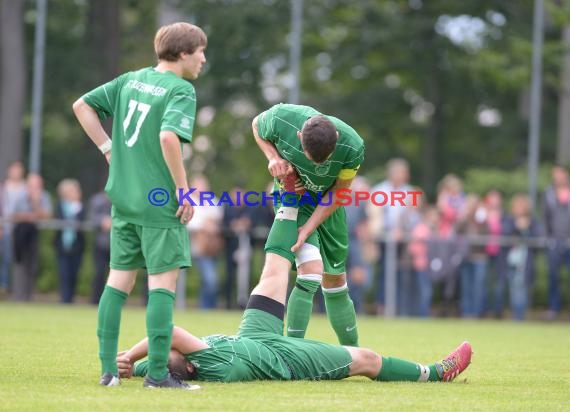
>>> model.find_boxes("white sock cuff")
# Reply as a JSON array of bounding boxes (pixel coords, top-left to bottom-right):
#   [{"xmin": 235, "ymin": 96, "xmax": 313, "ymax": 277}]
[
  {"xmin": 275, "ymin": 206, "xmax": 298, "ymax": 221},
  {"xmin": 297, "ymin": 274, "xmax": 322, "ymax": 284},
  {"xmin": 417, "ymin": 364, "xmax": 430, "ymax": 382},
  {"xmin": 321, "ymin": 283, "xmax": 348, "ymax": 294}
]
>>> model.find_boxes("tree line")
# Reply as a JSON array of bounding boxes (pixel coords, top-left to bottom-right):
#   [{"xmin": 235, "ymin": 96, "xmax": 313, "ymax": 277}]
[{"xmin": 0, "ymin": 0, "xmax": 569, "ymax": 200}]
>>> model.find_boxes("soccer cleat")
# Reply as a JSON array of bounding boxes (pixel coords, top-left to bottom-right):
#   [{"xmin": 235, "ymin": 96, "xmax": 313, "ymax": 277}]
[
  {"xmin": 436, "ymin": 341, "xmax": 473, "ymax": 382},
  {"xmin": 99, "ymin": 372, "xmax": 120, "ymax": 387},
  {"xmin": 143, "ymin": 373, "xmax": 201, "ymax": 390},
  {"xmin": 280, "ymin": 168, "xmax": 306, "ymax": 195}
]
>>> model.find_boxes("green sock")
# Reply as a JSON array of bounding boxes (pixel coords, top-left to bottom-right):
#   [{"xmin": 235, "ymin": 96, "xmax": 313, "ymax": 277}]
[
  {"xmin": 97, "ymin": 285, "xmax": 128, "ymax": 376},
  {"xmin": 146, "ymin": 288, "xmax": 175, "ymax": 381},
  {"xmin": 376, "ymin": 356, "xmax": 440, "ymax": 382},
  {"xmin": 286, "ymin": 275, "xmax": 321, "ymax": 338},
  {"xmin": 323, "ymin": 285, "xmax": 359, "ymax": 346}
]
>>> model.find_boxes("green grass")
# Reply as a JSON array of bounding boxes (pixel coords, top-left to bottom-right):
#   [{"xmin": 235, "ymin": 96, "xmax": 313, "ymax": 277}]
[{"xmin": 1, "ymin": 303, "xmax": 569, "ymax": 412}]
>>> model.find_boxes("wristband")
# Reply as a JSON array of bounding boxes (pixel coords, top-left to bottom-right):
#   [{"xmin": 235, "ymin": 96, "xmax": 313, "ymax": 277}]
[{"xmin": 98, "ymin": 139, "xmax": 112, "ymax": 154}]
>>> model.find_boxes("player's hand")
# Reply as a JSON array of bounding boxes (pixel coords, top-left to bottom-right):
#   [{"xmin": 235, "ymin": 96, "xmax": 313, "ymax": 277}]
[
  {"xmin": 268, "ymin": 157, "xmax": 293, "ymax": 179},
  {"xmin": 176, "ymin": 188, "xmax": 195, "ymax": 225},
  {"xmin": 291, "ymin": 224, "xmax": 311, "ymax": 253},
  {"xmin": 104, "ymin": 151, "xmax": 111, "ymax": 165},
  {"xmin": 117, "ymin": 350, "xmax": 133, "ymax": 378}
]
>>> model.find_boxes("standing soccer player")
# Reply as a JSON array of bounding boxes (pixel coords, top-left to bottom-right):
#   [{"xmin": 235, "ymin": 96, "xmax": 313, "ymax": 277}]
[
  {"xmin": 252, "ymin": 103, "xmax": 365, "ymax": 346},
  {"xmin": 72, "ymin": 22, "xmax": 207, "ymax": 389}
]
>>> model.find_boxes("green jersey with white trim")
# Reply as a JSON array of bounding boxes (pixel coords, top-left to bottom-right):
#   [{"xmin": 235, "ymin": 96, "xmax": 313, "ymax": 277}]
[
  {"xmin": 82, "ymin": 67, "xmax": 197, "ymax": 228},
  {"xmin": 257, "ymin": 104, "xmax": 365, "ymax": 193},
  {"xmin": 185, "ymin": 334, "xmax": 292, "ymax": 382}
]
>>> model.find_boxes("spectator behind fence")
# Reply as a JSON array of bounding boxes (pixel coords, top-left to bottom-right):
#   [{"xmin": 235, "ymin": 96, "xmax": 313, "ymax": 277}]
[
  {"xmin": 249, "ymin": 181, "xmax": 276, "ymax": 255},
  {"xmin": 53, "ymin": 179, "xmax": 86, "ymax": 304},
  {"xmin": 436, "ymin": 174, "xmax": 465, "ymax": 238},
  {"xmin": 345, "ymin": 176, "xmax": 375, "ymax": 313},
  {"xmin": 11, "ymin": 173, "xmax": 52, "ymax": 301},
  {"xmin": 186, "ymin": 175, "xmax": 223, "ymax": 309},
  {"xmin": 0, "ymin": 161, "xmax": 27, "ymax": 295},
  {"xmin": 504, "ymin": 193, "xmax": 541, "ymax": 321},
  {"xmin": 457, "ymin": 194, "xmax": 488, "ymax": 318},
  {"xmin": 369, "ymin": 158, "xmax": 412, "ymax": 315},
  {"xmin": 246, "ymin": 181, "xmax": 277, "ymax": 301},
  {"xmin": 88, "ymin": 189, "xmax": 112, "ymax": 304},
  {"xmin": 482, "ymin": 189, "xmax": 509, "ymax": 318},
  {"xmin": 542, "ymin": 164, "xmax": 570, "ymax": 321},
  {"xmin": 433, "ymin": 174, "xmax": 466, "ymax": 316},
  {"xmin": 408, "ymin": 206, "xmax": 440, "ymax": 317},
  {"xmin": 222, "ymin": 183, "xmax": 253, "ymax": 309},
  {"xmin": 395, "ymin": 186, "xmax": 425, "ymax": 316}
]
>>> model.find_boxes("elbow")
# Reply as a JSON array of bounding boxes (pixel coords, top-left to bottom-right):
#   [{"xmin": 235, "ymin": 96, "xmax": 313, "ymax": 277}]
[
  {"xmin": 72, "ymin": 98, "xmax": 92, "ymax": 119},
  {"xmin": 251, "ymin": 116, "xmax": 258, "ymax": 130},
  {"xmin": 72, "ymin": 98, "xmax": 84, "ymax": 115},
  {"xmin": 159, "ymin": 131, "xmax": 178, "ymax": 147}
]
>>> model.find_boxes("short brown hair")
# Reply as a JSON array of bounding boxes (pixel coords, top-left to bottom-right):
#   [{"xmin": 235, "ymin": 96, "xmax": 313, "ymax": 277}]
[
  {"xmin": 301, "ymin": 116, "xmax": 338, "ymax": 163},
  {"xmin": 154, "ymin": 22, "xmax": 207, "ymax": 62},
  {"xmin": 168, "ymin": 351, "xmax": 196, "ymax": 381}
]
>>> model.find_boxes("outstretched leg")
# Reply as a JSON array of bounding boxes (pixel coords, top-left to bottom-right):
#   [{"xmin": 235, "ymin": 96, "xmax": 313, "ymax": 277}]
[
  {"xmin": 346, "ymin": 341, "xmax": 473, "ymax": 382},
  {"xmin": 250, "ymin": 252, "xmax": 294, "ymax": 305}
]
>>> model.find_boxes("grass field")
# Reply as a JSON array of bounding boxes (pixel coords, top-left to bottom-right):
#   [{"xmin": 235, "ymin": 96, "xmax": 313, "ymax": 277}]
[{"xmin": 1, "ymin": 302, "xmax": 569, "ymax": 411}]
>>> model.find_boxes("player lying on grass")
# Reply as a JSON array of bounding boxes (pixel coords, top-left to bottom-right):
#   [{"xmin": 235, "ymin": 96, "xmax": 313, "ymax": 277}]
[{"xmin": 116, "ymin": 256, "xmax": 472, "ymax": 385}]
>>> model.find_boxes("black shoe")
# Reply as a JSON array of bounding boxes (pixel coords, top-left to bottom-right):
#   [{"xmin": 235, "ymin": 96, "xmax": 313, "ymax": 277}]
[
  {"xmin": 99, "ymin": 372, "xmax": 120, "ymax": 387},
  {"xmin": 143, "ymin": 373, "xmax": 200, "ymax": 390}
]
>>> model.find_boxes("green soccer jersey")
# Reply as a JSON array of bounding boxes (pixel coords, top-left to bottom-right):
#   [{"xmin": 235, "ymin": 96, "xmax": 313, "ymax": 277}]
[
  {"xmin": 132, "ymin": 333, "xmax": 292, "ymax": 382},
  {"xmin": 82, "ymin": 67, "xmax": 197, "ymax": 228},
  {"xmin": 257, "ymin": 103, "xmax": 365, "ymax": 194},
  {"xmin": 184, "ymin": 334, "xmax": 292, "ymax": 382}
]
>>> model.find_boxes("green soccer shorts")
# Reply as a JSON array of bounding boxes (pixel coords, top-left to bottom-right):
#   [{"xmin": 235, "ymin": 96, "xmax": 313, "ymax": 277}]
[
  {"xmin": 237, "ymin": 308, "xmax": 352, "ymax": 381},
  {"xmin": 110, "ymin": 215, "xmax": 191, "ymax": 274},
  {"xmin": 265, "ymin": 190, "xmax": 349, "ymax": 274}
]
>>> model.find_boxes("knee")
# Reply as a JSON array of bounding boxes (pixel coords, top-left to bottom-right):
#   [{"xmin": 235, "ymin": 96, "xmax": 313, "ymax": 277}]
[
  {"xmin": 350, "ymin": 347, "xmax": 381, "ymax": 378},
  {"xmin": 322, "ymin": 273, "xmax": 346, "ymax": 288},
  {"xmin": 298, "ymin": 259, "xmax": 324, "ymax": 275},
  {"xmin": 362, "ymin": 348, "xmax": 381, "ymax": 365},
  {"xmin": 296, "ymin": 243, "xmax": 323, "ymax": 275}
]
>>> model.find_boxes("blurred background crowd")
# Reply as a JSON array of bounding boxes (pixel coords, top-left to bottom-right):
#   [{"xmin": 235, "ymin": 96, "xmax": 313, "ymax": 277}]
[
  {"xmin": 2, "ymin": 0, "xmax": 570, "ymax": 321},
  {"xmin": 2, "ymin": 157, "xmax": 570, "ymax": 322}
]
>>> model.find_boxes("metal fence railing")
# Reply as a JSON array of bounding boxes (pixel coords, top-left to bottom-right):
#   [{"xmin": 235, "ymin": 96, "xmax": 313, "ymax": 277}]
[
  {"xmin": 379, "ymin": 232, "xmax": 559, "ymax": 318},
  {"xmin": 1, "ymin": 218, "xmax": 564, "ymax": 316}
]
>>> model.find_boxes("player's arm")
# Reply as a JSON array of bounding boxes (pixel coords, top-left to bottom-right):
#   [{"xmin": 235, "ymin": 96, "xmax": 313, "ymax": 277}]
[
  {"xmin": 252, "ymin": 115, "xmax": 292, "ymax": 178},
  {"xmin": 124, "ymin": 326, "xmax": 207, "ymax": 359},
  {"xmin": 118, "ymin": 326, "xmax": 209, "ymax": 378},
  {"xmin": 159, "ymin": 131, "xmax": 193, "ymax": 223},
  {"xmin": 72, "ymin": 98, "xmax": 112, "ymax": 163},
  {"xmin": 291, "ymin": 174, "xmax": 356, "ymax": 252}
]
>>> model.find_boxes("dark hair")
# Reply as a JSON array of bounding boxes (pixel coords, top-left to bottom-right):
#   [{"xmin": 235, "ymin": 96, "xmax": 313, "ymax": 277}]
[
  {"xmin": 154, "ymin": 22, "xmax": 207, "ymax": 62},
  {"xmin": 300, "ymin": 116, "xmax": 338, "ymax": 163},
  {"xmin": 167, "ymin": 353, "xmax": 196, "ymax": 381}
]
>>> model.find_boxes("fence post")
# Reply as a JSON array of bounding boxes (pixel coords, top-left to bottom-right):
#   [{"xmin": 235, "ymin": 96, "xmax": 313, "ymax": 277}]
[
  {"xmin": 384, "ymin": 235, "xmax": 398, "ymax": 318},
  {"xmin": 175, "ymin": 268, "xmax": 186, "ymax": 310}
]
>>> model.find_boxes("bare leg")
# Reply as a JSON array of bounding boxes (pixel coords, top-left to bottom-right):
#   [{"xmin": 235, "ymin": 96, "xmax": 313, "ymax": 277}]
[
  {"xmin": 345, "ymin": 346, "xmax": 382, "ymax": 378},
  {"xmin": 250, "ymin": 252, "xmax": 293, "ymax": 304}
]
